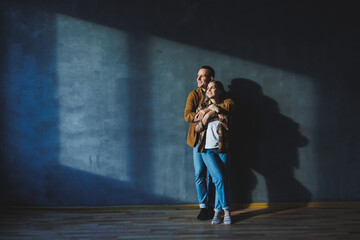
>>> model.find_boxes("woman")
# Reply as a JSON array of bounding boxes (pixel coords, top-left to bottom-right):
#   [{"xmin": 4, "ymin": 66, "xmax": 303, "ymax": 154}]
[{"xmin": 194, "ymin": 80, "xmax": 232, "ymax": 224}]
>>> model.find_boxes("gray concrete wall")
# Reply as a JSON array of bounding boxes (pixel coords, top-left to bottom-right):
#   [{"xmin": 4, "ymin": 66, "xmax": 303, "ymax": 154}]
[{"xmin": 1, "ymin": 0, "xmax": 359, "ymax": 206}]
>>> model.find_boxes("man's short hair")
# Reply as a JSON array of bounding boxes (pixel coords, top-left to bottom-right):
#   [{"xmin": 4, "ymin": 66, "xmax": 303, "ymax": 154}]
[{"xmin": 200, "ymin": 65, "xmax": 215, "ymax": 78}]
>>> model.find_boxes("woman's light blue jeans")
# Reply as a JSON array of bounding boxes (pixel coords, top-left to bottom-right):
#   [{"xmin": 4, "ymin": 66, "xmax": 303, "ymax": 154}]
[{"xmin": 201, "ymin": 148, "xmax": 230, "ymax": 212}]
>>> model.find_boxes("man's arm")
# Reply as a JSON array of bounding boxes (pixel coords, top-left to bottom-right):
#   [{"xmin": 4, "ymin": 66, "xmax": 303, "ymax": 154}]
[
  {"xmin": 184, "ymin": 91, "xmax": 197, "ymax": 122},
  {"xmin": 218, "ymin": 97, "xmax": 235, "ymax": 114}
]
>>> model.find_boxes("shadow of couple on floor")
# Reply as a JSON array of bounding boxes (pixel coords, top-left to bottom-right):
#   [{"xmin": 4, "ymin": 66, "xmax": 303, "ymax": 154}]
[
  {"xmin": 226, "ymin": 78, "xmax": 312, "ymax": 223},
  {"xmin": 231, "ymin": 202, "xmax": 309, "ymax": 223}
]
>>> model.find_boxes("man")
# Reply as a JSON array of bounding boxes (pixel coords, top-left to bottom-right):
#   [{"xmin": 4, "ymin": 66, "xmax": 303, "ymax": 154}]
[{"xmin": 184, "ymin": 66, "xmax": 234, "ymax": 220}]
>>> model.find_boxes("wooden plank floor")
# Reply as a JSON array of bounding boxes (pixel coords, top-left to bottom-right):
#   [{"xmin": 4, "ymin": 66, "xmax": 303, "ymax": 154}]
[{"xmin": 1, "ymin": 205, "xmax": 359, "ymax": 239}]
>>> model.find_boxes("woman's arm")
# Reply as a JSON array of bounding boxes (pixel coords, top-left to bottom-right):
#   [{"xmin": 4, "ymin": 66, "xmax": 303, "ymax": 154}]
[
  {"xmin": 194, "ymin": 107, "xmax": 211, "ymax": 122},
  {"xmin": 201, "ymin": 110, "xmax": 217, "ymax": 125},
  {"xmin": 194, "ymin": 119, "xmax": 206, "ymax": 132},
  {"xmin": 218, "ymin": 113, "xmax": 230, "ymax": 131}
]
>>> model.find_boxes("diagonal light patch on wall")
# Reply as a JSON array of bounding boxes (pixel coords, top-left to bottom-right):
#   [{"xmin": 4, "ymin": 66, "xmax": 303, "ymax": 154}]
[{"xmin": 56, "ymin": 14, "xmax": 131, "ymax": 182}]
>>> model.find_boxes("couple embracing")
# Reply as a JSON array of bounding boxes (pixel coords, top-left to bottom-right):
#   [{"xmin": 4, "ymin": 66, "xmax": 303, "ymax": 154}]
[{"xmin": 184, "ymin": 66, "xmax": 235, "ymax": 225}]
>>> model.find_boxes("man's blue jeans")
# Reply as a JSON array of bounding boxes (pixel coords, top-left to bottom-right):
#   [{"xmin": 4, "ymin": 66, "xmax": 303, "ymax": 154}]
[
  {"xmin": 193, "ymin": 144, "xmax": 215, "ymax": 208},
  {"xmin": 201, "ymin": 148, "xmax": 230, "ymax": 212}
]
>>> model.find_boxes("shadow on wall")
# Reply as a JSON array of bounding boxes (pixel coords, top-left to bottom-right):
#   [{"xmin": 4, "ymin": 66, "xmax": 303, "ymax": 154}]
[{"xmin": 228, "ymin": 78, "xmax": 312, "ymax": 205}]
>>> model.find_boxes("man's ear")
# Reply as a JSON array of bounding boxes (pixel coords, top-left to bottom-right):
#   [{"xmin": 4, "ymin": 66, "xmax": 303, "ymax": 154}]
[{"xmin": 210, "ymin": 76, "xmax": 214, "ymax": 81}]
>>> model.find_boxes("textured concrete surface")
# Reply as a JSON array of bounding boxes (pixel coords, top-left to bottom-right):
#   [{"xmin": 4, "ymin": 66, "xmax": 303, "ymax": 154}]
[{"xmin": 0, "ymin": 0, "xmax": 359, "ymax": 206}]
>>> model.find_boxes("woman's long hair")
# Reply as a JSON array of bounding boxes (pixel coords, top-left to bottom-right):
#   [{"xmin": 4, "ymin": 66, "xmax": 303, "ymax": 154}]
[
  {"xmin": 199, "ymin": 80, "xmax": 226, "ymax": 110},
  {"xmin": 209, "ymin": 80, "xmax": 226, "ymax": 102}
]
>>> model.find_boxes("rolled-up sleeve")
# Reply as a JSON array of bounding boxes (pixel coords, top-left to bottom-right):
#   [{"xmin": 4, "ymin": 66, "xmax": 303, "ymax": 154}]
[{"xmin": 194, "ymin": 121, "xmax": 206, "ymax": 132}]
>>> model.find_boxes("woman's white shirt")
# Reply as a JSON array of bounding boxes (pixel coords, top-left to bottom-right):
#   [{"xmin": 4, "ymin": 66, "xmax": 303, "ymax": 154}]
[{"xmin": 205, "ymin": 119, "xmax": 220, "ymax": 149}]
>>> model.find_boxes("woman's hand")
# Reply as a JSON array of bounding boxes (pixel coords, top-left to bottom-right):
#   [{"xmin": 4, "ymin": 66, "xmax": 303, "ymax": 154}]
[
  {"xmin": 194, "ymin": 108, "xmax": 211, "ymax": 122},
  {"xmin": 201, "ymin": 110, "xmax": 217, "ymax": 125},
  {"xmin": 201, "ymin": 113, "xmax": 210, "ymax": 125},
  {"xmin": 194, "ymin": 109, "xmax": 206, "ymax": 122},
  {"xmin": 209, "ymin": 104, "xmax": 220, "ymax": 113}
]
